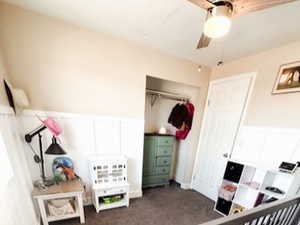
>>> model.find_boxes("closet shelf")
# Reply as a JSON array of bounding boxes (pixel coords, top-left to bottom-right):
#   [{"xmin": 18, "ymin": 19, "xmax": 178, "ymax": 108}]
[{"xmin": 146, "ymin": 88, "xmax": 190, "ymax": 106}]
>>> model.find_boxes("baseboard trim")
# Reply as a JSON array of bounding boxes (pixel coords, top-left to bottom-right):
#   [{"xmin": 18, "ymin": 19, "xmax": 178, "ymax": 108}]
[
  {"xmin": 180, "ymin": 183, "xmax": 191, "ymax": 190},
  {"xmin": 129, "ymin": 190, "xmax": 143, "ymax": 198}
]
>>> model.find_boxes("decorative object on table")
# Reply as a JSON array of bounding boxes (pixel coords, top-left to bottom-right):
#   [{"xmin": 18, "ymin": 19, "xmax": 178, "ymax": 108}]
[
  {"xmin": 265, "ymin": 186, "xmax": 285, "ymax": 195},
  {"xmin": 279, "ymin": 161, "xmax": 298, "ymax": 174},
  {"xmin": 32, "ymin": 179, "xmax": 85, "ymax": 225},
  {"xmin": 38, "ymin": 116, "xmax": 62, "ymax": 137},
  {"xmin": 25, "ymin": 117, "xmax": 66, "ymax": 188},
  {"xmin": 272, "ymin": 61, "xmax": 300, "ymax": 94},
  {"xmin": 158, "ymin": 126, "xmax": 167, "ymax": 134},
  {"xmin": 53, "ymin": 157, "xmax": 76, "ymax": 182},
  {"xmin": 89, "ymin": 156, "xmax": 129, "ymax": 213},
  {"xmin": 3, "ymin": 79, "xmax": 29, "ymax": 114},
  {"xmin": 262, "ymin": 196, "xmax": 278, "ymax": 204},
  {"xmin": 230, "ymin": 205, "xmax": 245, "ymax": 215}
]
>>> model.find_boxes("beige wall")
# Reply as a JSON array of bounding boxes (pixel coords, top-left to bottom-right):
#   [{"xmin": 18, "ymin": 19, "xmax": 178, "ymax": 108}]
[
  {"xmin": 211, "ymin": 41, "xmax": 300, "ymax": 128},
  {"xmin": 0, "ymin": 3, "xmax": 210, "ymax": 119},
  {"xmin": 0, "ymin": 3, "xmax": 211, "ymax": 187}
]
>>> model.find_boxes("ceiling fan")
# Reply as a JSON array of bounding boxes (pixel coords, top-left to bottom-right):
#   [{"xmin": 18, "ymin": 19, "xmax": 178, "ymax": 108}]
[{"xmin": 188, "ymin": 0, "xmax": 297, "ymax": 49}]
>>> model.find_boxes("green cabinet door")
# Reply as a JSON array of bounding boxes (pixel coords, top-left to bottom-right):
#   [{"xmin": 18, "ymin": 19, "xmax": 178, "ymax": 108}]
[
  {"xmin": 143, "ymin": 135, "xmax": 174, "ymax": 187},
  {"xmin": 143, "ymin": 136, "xmax": 156, "ymax": 176}
]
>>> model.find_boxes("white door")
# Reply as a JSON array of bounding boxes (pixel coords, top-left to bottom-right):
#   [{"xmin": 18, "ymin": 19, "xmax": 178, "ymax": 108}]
[{"xmin": 192, "ymin": 73, "xmax": 254, "ymax": 201}]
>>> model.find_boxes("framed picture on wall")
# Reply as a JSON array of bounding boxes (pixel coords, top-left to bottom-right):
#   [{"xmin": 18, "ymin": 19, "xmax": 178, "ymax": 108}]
[{"xmin": 272, "ymin": 61, "xmax": 300, "ymax": 94}]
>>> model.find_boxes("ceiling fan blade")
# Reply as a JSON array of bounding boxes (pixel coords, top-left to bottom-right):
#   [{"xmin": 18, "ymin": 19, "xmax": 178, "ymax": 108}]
[
  {"xmin": 187, "ymin": 0, "xmax": 215, "ymax": 10},
  {"xmin": 196, "ymin": 10, "xmax": 212, "ymax": 49},
  {"xmin": 197, "ymin": 33, "xmax": 211, "ymax": 49},
  {"xmin": 232, "ymin": 0, "xmax": 298, "ymax": 17}
]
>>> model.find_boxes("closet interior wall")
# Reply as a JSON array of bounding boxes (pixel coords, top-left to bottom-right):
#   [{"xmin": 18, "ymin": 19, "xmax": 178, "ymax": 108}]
[{"xmin": 144, "ymin": 76, "xmax": 202, "ymax": 186}]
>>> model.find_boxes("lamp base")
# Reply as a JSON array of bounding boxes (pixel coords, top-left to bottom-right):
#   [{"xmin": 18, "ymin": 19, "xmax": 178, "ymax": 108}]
[{"xmin": 34, "ymin": 177, "xmax": 55, "ymax": 190}]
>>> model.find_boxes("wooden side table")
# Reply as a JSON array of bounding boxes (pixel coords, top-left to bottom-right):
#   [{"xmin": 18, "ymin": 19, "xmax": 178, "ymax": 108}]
[{"xmin": 32, "ymin": 179, "xmax": 85, "ymax": 225}]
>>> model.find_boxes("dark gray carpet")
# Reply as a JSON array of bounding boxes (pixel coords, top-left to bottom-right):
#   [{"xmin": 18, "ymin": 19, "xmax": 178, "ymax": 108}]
[{"xmin": 51, "ymin": 183, "xmax": 221, "ymax": 225}]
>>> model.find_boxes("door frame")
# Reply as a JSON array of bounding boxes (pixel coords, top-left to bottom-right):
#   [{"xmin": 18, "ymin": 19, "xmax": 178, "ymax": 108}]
[{"xmin": 190, "ymin": 72, "xmax": 257, "ymax": 193}]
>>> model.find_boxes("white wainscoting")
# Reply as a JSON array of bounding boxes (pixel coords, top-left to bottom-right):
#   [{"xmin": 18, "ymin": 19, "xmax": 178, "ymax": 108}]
[
  {"xmin": 19, "ymin": 110, "xmax": 144, "ymax": 201},
  {"xmin": 231, "ymin": 126, "xmax": 300, "ymax": 169},
  {"xmin": 0, "ymin": 106, "xmax": 38, "ymax": 225}
]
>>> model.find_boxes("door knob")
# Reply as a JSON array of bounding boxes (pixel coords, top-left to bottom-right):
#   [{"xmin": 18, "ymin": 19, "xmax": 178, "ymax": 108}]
[{"xmin": 223, "ymin": 153, "xmax": 229, "ymax": 158}]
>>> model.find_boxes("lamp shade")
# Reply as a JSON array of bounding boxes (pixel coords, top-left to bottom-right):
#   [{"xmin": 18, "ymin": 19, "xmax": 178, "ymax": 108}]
[
  {"xmin": 45, "ymin": 136, "xmax": 66, "ymax": 155},
  {"xmin": 203, "ymin": 5, "xmax": 232, "ymax": 38},
  {"xmin": 203, "ymin": 16, "xmax": 231, "ymax": 38}
]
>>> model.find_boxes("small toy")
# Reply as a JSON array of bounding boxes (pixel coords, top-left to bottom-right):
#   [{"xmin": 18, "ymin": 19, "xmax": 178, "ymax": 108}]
[{"xmin": 52, "ymin": 157, "xmax": 76, "ymax": 182}]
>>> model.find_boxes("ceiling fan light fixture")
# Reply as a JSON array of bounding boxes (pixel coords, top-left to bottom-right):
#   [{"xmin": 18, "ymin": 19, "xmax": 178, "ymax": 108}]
[
  {"xmin": 204, "ymin": 15, "xmax": 231, "ymax": 38},
  {"xmin": 203, "ymin": 4, "xmax": 232, "ymax": 38}
]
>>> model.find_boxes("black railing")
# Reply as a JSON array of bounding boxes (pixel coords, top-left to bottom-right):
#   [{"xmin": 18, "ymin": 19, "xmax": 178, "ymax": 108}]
[{"xmin": 200, "ymin": 195, "xmax": 300, "ymax": 225}]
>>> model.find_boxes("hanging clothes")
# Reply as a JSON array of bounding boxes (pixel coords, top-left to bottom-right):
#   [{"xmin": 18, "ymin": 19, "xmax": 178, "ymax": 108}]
[
  {"xmin": 169, "ymin": 103, "xmax": 195, "ymax": 140},
  {"xmin": 168, "ymin": 103, "xmax": 188, "ymax": 129},
  {"xmin": 175, "ymin": 102, "xmax": 194, "ymax": 140}
]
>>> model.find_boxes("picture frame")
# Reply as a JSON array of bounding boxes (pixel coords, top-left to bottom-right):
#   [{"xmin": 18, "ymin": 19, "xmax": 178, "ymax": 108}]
[{"xmin": 272, "ymin": 61, "xmax": 300, "ymax": 94}]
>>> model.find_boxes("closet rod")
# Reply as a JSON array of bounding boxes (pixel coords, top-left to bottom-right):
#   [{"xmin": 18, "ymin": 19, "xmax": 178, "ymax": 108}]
[{"xmin": 146, "ymin": 88, "xmax": 190, "ymax": 104}]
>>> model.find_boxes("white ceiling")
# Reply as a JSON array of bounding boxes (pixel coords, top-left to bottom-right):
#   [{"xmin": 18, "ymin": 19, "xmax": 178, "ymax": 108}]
[{"xmin": 2, "ymin": 0, "xmax": 300, "ymax": 66}]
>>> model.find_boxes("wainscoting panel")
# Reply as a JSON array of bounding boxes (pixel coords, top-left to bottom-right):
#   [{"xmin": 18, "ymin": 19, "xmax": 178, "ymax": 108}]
[
  {"xmin": 94, "ymin": 117, "xmax": 121, "ymax": 156},
  {"xmin": 121, "ymin": 119, "xmax": 144, "ymax": 195},
  {"xmin": 232, "ymin": 126, "xmax": 300, "ymax": 169},
  {"xmin": 0, "ymin": 107, "xmax": 37, "ymax": 225},
  {"xmin": 59, "ymin": 117, "xmax": 96, "ymax": 185},
  {"xmin": 19, "ymin": 110, "xmax": 144, "ymax": 200}
]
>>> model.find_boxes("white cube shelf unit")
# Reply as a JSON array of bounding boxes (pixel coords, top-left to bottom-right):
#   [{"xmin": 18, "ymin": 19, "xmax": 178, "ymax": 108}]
[
  {"xmin": 89, "ymin": 156, "xmax": 130, "ymax": 213},
  {"xmin": 215, "ymin": 161, "xmax": 300, "ymax": 216}
]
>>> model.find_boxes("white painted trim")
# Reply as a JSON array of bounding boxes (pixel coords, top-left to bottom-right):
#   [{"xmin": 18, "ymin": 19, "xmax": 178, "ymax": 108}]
[
  {"xmin": 209, "ymin": 72, "xmax": 257, "ymax": 85},
  {"xmin": 190, "ymin": 72, "xmax": 257, "ymax": 191},
  {"xmin": 228, "ymin": 72, "xmax": 257, "ymax": 158},
  {"xmin": 0, "ymin": 104, "xmax": 14, "ymax": 115},
  {"xmin": 180, "ymin": 183, "xmax": 191, "ymax": 190},
  {"xmin": 21, "ymin": 109, "xmax": 144, "ymax": 122},
  {"xmin": 129, "ymin": 190, "xmax": 143, "ymax": 198}
]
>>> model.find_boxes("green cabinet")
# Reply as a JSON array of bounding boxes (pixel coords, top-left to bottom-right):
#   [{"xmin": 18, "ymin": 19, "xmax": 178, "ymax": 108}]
[{"xmin": 142, "ymin": 135, "xmax": 174, "ymax": 187}]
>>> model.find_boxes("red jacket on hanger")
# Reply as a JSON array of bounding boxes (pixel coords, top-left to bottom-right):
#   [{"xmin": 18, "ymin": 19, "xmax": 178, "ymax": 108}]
[{"xmin": 176, "ymin": 103, "xmax": 195, "ymax": 140}]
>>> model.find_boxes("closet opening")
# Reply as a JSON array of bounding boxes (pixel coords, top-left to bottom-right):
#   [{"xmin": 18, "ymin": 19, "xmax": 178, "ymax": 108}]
[{"xmin": 143, "ymin": 75, "xmax": 202, "ymax": 190}]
